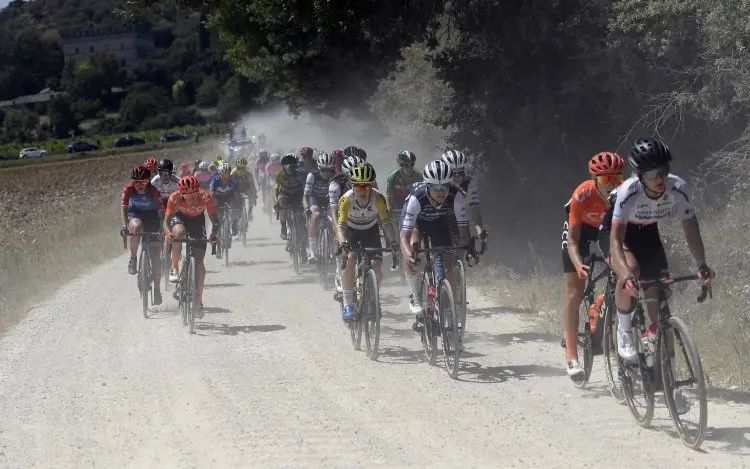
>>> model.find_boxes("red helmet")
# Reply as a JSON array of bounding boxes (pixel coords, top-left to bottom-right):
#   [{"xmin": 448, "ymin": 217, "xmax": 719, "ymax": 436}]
[
  {"xmin": 179, "ymin": 162, "xmax": 190, "ymax": 171},
  {"xmin": 588, "ymin": 152, "xmax": 624, "ymax": 176},
  {"xmin": 131, "ymin": 165, "xmax": 151, "ymax": 180},
  {"xmin": 178, "ymin": 176, "xmax": 199, "ymax": 193},
  {"xmin": 144, "ymin": 156, "xmax": 158, "ymax": 171},
  {"xmin": 299, "ymin": 147, "xmax": 313, "ymax": 159}
]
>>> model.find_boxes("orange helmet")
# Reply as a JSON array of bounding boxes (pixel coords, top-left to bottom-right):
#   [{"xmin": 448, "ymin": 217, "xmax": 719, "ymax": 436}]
[
  {"xmin": 144, "ymin": 156, "xmax": 158, "ymax": 171},
  {"xmin": 178, "ymin": 175, "xmax": 199, "ymax": 193},
  {"xmin": 588, "ymin": 152, "xmax": 624, "ymax": 176}
]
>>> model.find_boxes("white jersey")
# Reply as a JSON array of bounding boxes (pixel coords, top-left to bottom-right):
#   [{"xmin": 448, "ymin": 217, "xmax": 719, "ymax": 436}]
[
  {"xmin": 612, "ymin": 174, "xmax": 696, "ymax": 225},
  {"xmin": 402, "ymin": 184, "xmax": 468, "ymax": 230},
  {"xmin": 151, "ymin": 172, "xmax": 179, "ymax": 198}
]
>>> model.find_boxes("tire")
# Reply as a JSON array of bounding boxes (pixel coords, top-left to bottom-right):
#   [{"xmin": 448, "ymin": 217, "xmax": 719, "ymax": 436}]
[
  {"xmin": 178, "ymin": 263, "xmax": 188, "ymax": 326},
  {"xmin": 622, "ymin": 325, "xmax": 655, "ymax": 427},
  {"xmin": 240, "ymin": 203, "xmax": 248, "ymax": 248},
  {"xmin": 362, "ymin": 269, "xmax": 381, "ymax": 361},
  {"xmin": 222, "ymin": 210, "xmax": 231, "ymax": 267},
  {"xmin": 290, "ymin": 217, "xmax": 300, "ymax": 275},
  {"xmin": 603, "ymin": 299, "xmax": 626, "ymax": 404},
  {"xmin": 438, "ymin": 278, "xmax": 459, "ymax": 378},
  {"xmin": 571, "ymin": 292, "xmax": 594, "ymax": 388},
  {"xmin": 317, "ymin": 226, "xmax": 329, "ymax": 288},
  {"xmin": 162, "ymin": 241, "xmax": 172, "ymax": 293},
  {"xmin": 455, "ymin": 259, "xmax": 467, "ymax": 340},
  {"xmin": 187, "ymin": 259, "xmax": 197, "ymax": 334},
  {"xmin": 661, "ymin": 316, "xmax": 707, "ymax": 449},
  {"xmin": 349, "ymin": 289, "xmax": 363, "ymax": 351},
  {"xmin": 139, "ymin": 245, "xmax": 150, "ymax": 318},
  {"xmin": 420, "ymin": 272, "xmax": 437, "ymax": 366}
]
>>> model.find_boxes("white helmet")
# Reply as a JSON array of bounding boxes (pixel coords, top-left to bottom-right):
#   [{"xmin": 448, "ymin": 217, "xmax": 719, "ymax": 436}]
[
  {"xmin": 341, "ymin": 155, "xmax": 363, "ymax": 175},
  {"xmin": 198, "ymin": 161, "xmax": 209, "ymax": 171},
  {"xmin": 316, "ymin": 152, "xmax": 334, "ymax": 169},
  {"xmin": 422, "ymin": 160, "xmax": 453, "ymax": 185},
  {"xmin": 218, "ymin": 162, "xmax": 231, "ymax": 174},
  {"xmin": 441, "ymin": 149, "xmax": 466, "ymax": 171}
]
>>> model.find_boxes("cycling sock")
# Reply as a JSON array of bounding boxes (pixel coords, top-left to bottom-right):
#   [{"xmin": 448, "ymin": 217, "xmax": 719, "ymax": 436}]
[
  {"xmin": 617, "ymin": 308, "xmax": 632, "ymax": 333},
  {"xmin": 343, "ymin": 290, "xmax": 354, "ymax": 307},
  {"xmin": 406, "ymin": 276, "xmax": 420, "ymax": 299},
  {"xmin": 309, "ymin": 238, "xmax": 317, "ymax": 254},
  {"xmin": 564, "ymin": 330, "xmax": 578, "ymax": 361}
]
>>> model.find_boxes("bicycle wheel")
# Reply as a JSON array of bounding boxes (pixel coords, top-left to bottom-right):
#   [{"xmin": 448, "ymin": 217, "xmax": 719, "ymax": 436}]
[
  {"xmin": 603, "ymin": 300, "xmax": 627, "ymax": 404},
  {"xmin": 455, "ymin": 259, "xmax": 467, "ymax": 340},
  {"xmin": 187, "ymin": 259, "xmax": 197, "ymax": 334},
  {"xmin": 438, "ymin": 278, "xmax": 459, "ymax": 378},
  {"xmin": 348, "ymin": 292, "xmax": 363, "ymax": 351},
  {"xmin": 420, "ymin": 273, "xmax": 437, "ymax": 366},
  {"xmin": 317, "ymin": 226, "xmax": 329, "ymax": 287},
  {"xmin": 240, "ymin": 201, "xmax": 248, "ymax": 248},
  {"xmin": 222, "ymin": 210, "xmax": 231, "ymax": 267},
  {"xmin": 179, "ymin": 263, "xmax": 189, "ymax": 326},
  {"xmin": 162, "ymin": 241, "xmax": 172, "ymax": 293},
  {"xmin": 139, "ymin": 245, "xmax": 150, "ymax": 318},
  {"xmin": 572, "ymin": 294, "xmax": 594, "ymax": 388},
  {"xmin": 621, "ymin": 327, "xmax": 655, "ymax": 427},
  {"xmin": 290, "ymin": 217, "xmax": 300, "ymax": 274},
  {"xmin": 362, "ymin": 269, "xmax": 381, "ymax": 361},
  {"xmin": 660, "ymin": 316, "xmax": 707, "ymax": 449}
]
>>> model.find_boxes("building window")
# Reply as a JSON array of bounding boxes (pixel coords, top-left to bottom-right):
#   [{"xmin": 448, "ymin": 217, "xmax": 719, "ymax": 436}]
[
  {"xmin": 89, "ymin": 45, "xmax": 94, "ymax": 53},
  {"xmin": 120, "ymin": 60, "xmax": 127, "ymax": 67},
  {"xmin": 74, "ymin": 47, "xmax": 79, "ymax": 54}
]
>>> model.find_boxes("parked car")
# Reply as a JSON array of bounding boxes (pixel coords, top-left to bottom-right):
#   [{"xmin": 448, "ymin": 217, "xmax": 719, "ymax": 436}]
[
  {"xmin": 67, "ymin": 141, "xmax": 99, "ymax": 153},
  {"xmin": 19, "ymin": 147, "xmax": 48, "ymax": 159},
  {"xmin": 160, "ymin": 131, "xmax": 189, "ymax": 143},
  {"xmin": 113, "ymin": 135, "xmax": 147, "ymax": 148}
]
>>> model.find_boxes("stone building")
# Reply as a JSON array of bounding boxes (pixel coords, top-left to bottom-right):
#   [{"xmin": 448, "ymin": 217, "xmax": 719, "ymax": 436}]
[{"xmin": 61, "ymin": 26, "xmax": 155, "ymax": 70}]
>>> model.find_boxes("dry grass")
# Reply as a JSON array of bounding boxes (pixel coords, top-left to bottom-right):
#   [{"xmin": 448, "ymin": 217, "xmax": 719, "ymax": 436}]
[
  {"xmin": 472, "ymin": 201, "xmax": 750, "ymax": 389},
  {"xmin": 0, "ymin": 140, "xmax": 219, "ymax": 333}
]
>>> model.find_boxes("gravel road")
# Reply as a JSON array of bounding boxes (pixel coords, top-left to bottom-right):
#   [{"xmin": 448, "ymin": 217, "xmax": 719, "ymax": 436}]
[{"xmin": 0, "ymin": 216, "xmax": 747, "ymax": 468}]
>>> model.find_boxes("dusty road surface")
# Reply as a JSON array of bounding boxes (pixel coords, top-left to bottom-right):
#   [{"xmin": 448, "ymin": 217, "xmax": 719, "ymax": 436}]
[{"xmin": 0, "ymin": 216, "xmax": 747, "ymax": 468}]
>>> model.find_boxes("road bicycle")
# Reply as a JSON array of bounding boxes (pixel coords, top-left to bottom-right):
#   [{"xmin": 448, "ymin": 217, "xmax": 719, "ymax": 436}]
[
  {"xmin": 285, "ymin": 206, "xmax": 306, "ymax": 275},
  {"xmin": 171, "ymin": 236, "xmax": 216, "ymax": 334},
  {"xmin": 122, "ymin": 231, "xmax": 162, "ymax": 318},
  {"xmin": 215, "ymin": 202, "xmax": 232, "ymax": 267},
  {"xmin": 339, "ymin": 242, "xmax": 399, "ymax": 360},
  {"xmin": 237, "ymin": 195, "xmax": 249, "ymax": 247},
  {"xmin": 315, "ymin": 210, "xmax": 336, "ymax": 288},
  {"xmin": 449, "ymin": 237, "xmax": 487, "ymax": 345},
  {"xmin": 616, "ymin": 273, "xmax": 710, "ymax": 449}
]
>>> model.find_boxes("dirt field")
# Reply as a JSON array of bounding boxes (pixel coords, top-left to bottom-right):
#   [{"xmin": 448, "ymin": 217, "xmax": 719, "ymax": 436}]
[{"xmin": 0, "ymin": 142, "xmax": 216, "ymax": 331}]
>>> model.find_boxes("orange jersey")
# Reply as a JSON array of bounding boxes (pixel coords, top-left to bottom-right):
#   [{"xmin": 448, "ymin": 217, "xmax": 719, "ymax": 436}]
[
  {"xmin": 567, "ymin": 179, "xmax": 607, "ymax": 228},
  {"xmin": 166, "ymin": 189, "xmax": 217, "ymax": 218}
]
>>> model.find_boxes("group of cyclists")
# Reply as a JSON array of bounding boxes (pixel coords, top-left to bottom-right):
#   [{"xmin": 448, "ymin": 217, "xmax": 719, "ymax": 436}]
[{"xmin": 119, "ymin": 134, "xmax": 716, "ymax": 384}]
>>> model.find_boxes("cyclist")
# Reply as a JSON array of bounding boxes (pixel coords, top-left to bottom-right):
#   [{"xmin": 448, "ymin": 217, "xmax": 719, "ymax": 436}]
[
  {"xmin": 164, "ymin": 176, "xmax": 219, "ymax": 316},
  {"xmin": 442, "ymin": 149, "xmax": 487, "ymax": 243},
  {"xmin": 254, "ymin": 149, "xmax": 270, "ymax": 184},
  {"xmin": 561, "ymin": 151, "xmax": 624, "ymax": 377},
  {"xmin": 178, "ymin": 162, "xmax": 192, "ymax": 179},
  {"xmin": 120, "ymin": 165, "xmax": 165, "ymax": 304},
  {"xmin": 274, "ymin": 153, "xmax": 307, "ymax": 242},
  {"xmin": 212, "ymin": 154, "xmax": 225, "ymax": 168},
  {"xmin": 151, "ymin": 159, "xmax": 179, "ymax": 207},
  {"xmin": 299, "ymin": 146, "xmax": 317, "ymax": 174},
  {"xmin": 400, "ymin": 160, "xmax": 468, "ymax": 326},
  {"xmin": 143, "ymin": 156, "xmax": 158, "ymax": 178},
  {"xmin": 194, "ymin": 162, "xmax": 212, "ymax": 190},
  {"xmin": 599, "ymin": 136, "xmax": 715, "ymax": 362},
  {"xmin": 386, "ymin": 150, "xmax": 422, "ymax": 234},
  {"xmin": 331, "ymin": 149, "xmax": 345, "ymax": 174},
  {"xmin": 329, "ymin": 155, "xmax": 361, "ymax": 294},
  {"xmin": 231, "ymin": 157, "xmax": 258, "ymax": 223},
  {"xmin": 335, "ymin": 162, "xmax": 397, "ymax": 321},
  {"xmin": 210, "ymin": 162, "xmax": 241, "ymax": 242},
  {"xmin": 303, "ymin": 152, "xmax": 335, "ymax": 262}
]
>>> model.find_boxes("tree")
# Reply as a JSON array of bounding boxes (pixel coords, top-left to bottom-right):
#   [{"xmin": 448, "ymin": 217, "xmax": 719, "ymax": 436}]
[
  {"xmin": 172, "ymin": 79, "xmax": 187, "ymax": 106},
  {"xmin": 119, "ymin": 90, "xmax": 162, "ymax": 126},
  {"xmin": 2, "ymin": 108, "xmax": 39, "ymax": 142},
  {"xmin": 196, "ymin": 75, "xmax": 219, "ymax": 107},
  {"xmin": 62, "ymin": 53, "xmax": 123, "ymax": 109},
  {"xmin": 47, "ymin": 94, "xmax": 79, "ymax": 138}
]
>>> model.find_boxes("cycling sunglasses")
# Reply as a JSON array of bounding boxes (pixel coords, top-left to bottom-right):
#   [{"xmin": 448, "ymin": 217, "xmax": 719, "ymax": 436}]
[
  {"xmin": 642, "ymin": 166, "xmax": 669, "ymax": 180},
  {"xmin": 133, "ymin": 179, "xmax": 149, "ymax": 185},
  {"xmin": 593, "ymin": 174, "xmax": 623, "ymax": 185},
  {"xmin": 400, "ymin": 163, "xmax": 415, "ymax": 169},
  {"xmin": 427, "ymin": 183, "xmax": 451, "ymax": 192},
  {"xmin": 452, "ymin": 171, "xmax": 466, "ymax": 177},
  {"xmin": 353, "ymin": 183, "xmax": 373, "ymax": 190}
]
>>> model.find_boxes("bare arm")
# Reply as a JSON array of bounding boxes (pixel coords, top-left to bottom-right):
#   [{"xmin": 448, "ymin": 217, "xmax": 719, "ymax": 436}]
[
  {"xmin": 609, "ymin": 222, "xmax": 631, "ymax": 279},
  {"xmin": 566, "ymin": 223, "xmax": 585, "ymax": 271},
  {"xmin": 682, "ymin": 218, "xmax": 707, "ymax": 264}
]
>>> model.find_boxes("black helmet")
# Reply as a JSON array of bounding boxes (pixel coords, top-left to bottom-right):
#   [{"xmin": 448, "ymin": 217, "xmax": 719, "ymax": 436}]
[
  {"xmin": 355, "ymin": 147, "xmax": 367, "ymax": 160},
  {"xmin": 628, "ymin": 137, "xmax": 672, "ymax": 171},
  {"xmin": 343, "ymin": 146, "xmax": 358, "ymax": 157},
  {"xmin": 157, "ymin": 159, "xmax": 173, "ymax": 172},
  {"xmin": 281, "ymin": 153, "xmax": 298, "ymax": 166}
]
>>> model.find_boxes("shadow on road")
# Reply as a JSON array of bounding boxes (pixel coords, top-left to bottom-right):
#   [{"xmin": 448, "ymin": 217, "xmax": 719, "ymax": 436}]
[
  {"xmin": 244, "ymin": 237, "xmax": 270, "ymax": 241},
  {"xmin": 708, "ymin": 385, "xmax": 750, "ymax": 405},
  {"xmin": 146, "ymin": 308, "xmax": 180, "ymax": 319},
  {"xmin": 258, "ymin": 276, "xmax": 316, "ymax": 286},
  {"xmin": 202, "ymin": 306, "xmax": 232, "ymax": 314},
  {"xmin": 230, "ymin": 260, "xmax": 285, "ymax": 267},
  {"xmin": 246, "ymin": 242, "xmax": 286, "ymax": 248},
  {"xmin": 377, "ymin": 345, "xmax": 423, "ymax": 365},
  {"xmin": 705, "ymin": 426, "xmax": 750, "ymax": 455},
  {"xmin": 457, "ymin": 361, "xmax": 567, "ymax": 383},
  {"xmin": 466, "ymin": 331, "xmax": 560, "ymax": 345},
  {"xmin": 469, "ymin": 305, "xmax": 538, "ymax": 318},
  {"xmin": 203, "ymin": 282, "xmax": 243, "ymax": 288},
  {"xmin": 194, "ymin": 323, "xmax": 286, "ymax": 336}
]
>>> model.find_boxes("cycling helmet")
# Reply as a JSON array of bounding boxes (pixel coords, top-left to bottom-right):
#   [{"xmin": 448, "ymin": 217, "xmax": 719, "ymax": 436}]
[
  {"xmin": 300, "ymin": 146, "xmax": 314, "ymax": 159},
  {"xmin": 178, "ymin": 175, "xmax": 199, "ymax": 193},
  {"xmin": 628, "ymin": 136, "xmax": 672, "ymax": 171},
  {"xmin": 588, "ymin": 152, "xmax": 624, "ymax": 176},
  {"xmin": 131, "ymin": 165, "xmax": 151, "ymax": 180},
  {"xmin": 198, "ymin": 161, "xmax": 209, "ymax": 171},
  {"xmin": 157, "ymin": 158, "xmax": 173, "ymax": 172},
  {"xmin": 218, "ymin": 162, "xmax": 231, "ymax": 174},
  {"xmin": 349, "ymin": 162, "xmax": 376, "ymax": 184},
  {"xmin": 143, "ymin": 157, "xmax": 158, "ymax": 170},
  {"xmin": 422, "ymin": 160, "xmax": 453, "ymax": 184},
  {"xmin": 343, "ymin": 146, "xmax": 358, "ymax": 157},
  {"xmin": 271, "ymin": 153, "xmax": 281, "ymax": 163},
  {"xmin": 236, "ymin": 157, "xmax": 248, "ymax": 167},
  {"xmin": 208, "ymin": 164, "xmax": 217, "ymax": 173},
  {"xmin": 259, "ymin": 149, "xmax": 269, "ymax": 159},
  {"xmin": 355, "ymin": 147, "xmax": 367, "ymax": 160},
  {"xmin": 316, "ymin": 152, "xmax": 334, "ymax": 169},
  {"xmin": 332, "ymin": 149, "xmax": 344, "ymax": 161},
  {"xmin": 281, "ymin": 153, "xmax": 298, "ymax": 166},
  {"xmin": 441, "ymin": 149, "xmax": 466, "ymax": 170},
  {"xmin": 341, "ymin": 155, "xmax": 363, "ymax": 175},
  {"xmin": 397, "ymin": 150, "xmax": 417, "ymax": 165}
]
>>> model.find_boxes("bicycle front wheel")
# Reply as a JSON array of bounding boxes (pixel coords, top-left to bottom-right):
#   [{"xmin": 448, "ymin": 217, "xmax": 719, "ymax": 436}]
[
  {"xmin": 290, "ymin": 218, "xmax": 300, "ymax": 274},
  {"xmin": 139, "ymin": 246, "xmax": 150, "ymax": 318},
  {"xmin": 661, "ymin": 316, "xmax": 707, "ymax": 449},
  {"xmin": 621, "ymin": 329, "xmax": 655, "ymax": 427},
  {"xmin": 362, "ymin": 269, "xmax": 381, "ymax": 361},
  {"xmin": 603, "ymin": 301, "xmax": 626, "ymax": 404},
  {"xmin": 317, "ymin": 226, "xmax": 329, "ymax": 288},
  {"xmin": 572, "ymin": 295, "xmax": 594, "ymax": 388},
  {"xmin": 187, "ymin": 259, "xmax": 197, "ymax": 334},
  {"xmin": 455, "ymin": 259, "xmax": 467, "ymax": 340},
  {"xmin": 162, "ymin": 241, "xmax": 172, "ymax": 293},
  {"xmin": 420, "ymin": 273, "xmax": 437, "ymax": 366},
  {"xmin": 438, "ymin": 278, "xmax": 460, "ymax": 378},
  {"xmin": 222, "ymin": 210, "xmax": 231, "ymax": 267}
]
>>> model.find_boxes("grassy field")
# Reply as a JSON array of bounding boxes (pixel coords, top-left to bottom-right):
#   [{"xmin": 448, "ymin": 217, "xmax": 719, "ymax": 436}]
[
  {"xmin": 0, "ymin": 139, "xmax": 222, "ymax": 333},
  {"xmin": 0, "ymin": 125, "xmax": 208, "ymax": 160}
]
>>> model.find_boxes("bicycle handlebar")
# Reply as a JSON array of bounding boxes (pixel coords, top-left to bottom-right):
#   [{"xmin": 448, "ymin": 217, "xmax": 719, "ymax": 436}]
[
  {"xmin": 638, "ymin": 274, "xmax": 713, "ymax": 303},
  {"xmin": 121, "ymin": 231, "xmax": 163, "ymax": 249},
  {"xmin": 340, "ymin": 246, "xmax": 399, "ymax": 271},
  {"xmin": 170, "ymin": 237, "xmax": 217, "ymax": 255}
]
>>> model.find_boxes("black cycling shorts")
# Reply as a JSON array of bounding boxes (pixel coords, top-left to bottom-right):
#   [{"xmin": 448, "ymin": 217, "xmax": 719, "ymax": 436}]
[
  {"xmin": 345, "ymin": 225, "xmax": 383, "ymax": 260},
  {"xmin": 598, "ymin": 222, "xmax": 668, "ymax": 280},
  {"xmin": 415, "ymin": 216, "xmax": 455, "ymax": 249},
  {"xmin": 169, "ymin": 213, "xmax": 207, "ymax": 250},
  {"xmin": 561, "ymin": 220, "xmax": 599, "ymax": 273},
  {"xmin": 127, "ymin": 211, "xmax": 161, "ymax": 242}
]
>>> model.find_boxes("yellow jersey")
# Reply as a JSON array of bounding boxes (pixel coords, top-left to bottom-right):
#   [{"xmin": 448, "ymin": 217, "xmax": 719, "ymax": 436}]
[{"xmin": 337, "ymin": 188, "xmax": 389, "ymax": 230}]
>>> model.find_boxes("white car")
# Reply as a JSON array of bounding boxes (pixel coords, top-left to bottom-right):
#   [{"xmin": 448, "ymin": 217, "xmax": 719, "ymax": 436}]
[{"xmin": 19, "ymin": 148, "xmax": 48, "ymax": 159}]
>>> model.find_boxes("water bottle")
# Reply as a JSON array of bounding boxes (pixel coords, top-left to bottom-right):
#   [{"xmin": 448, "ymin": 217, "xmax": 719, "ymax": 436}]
[
  {"xmin": 641, "ymin": 324, "xmax": 657, "ymax": 368},
  {"xmin": 427, "ymin": 285, "xmax": 436, "ymax": 312}
]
